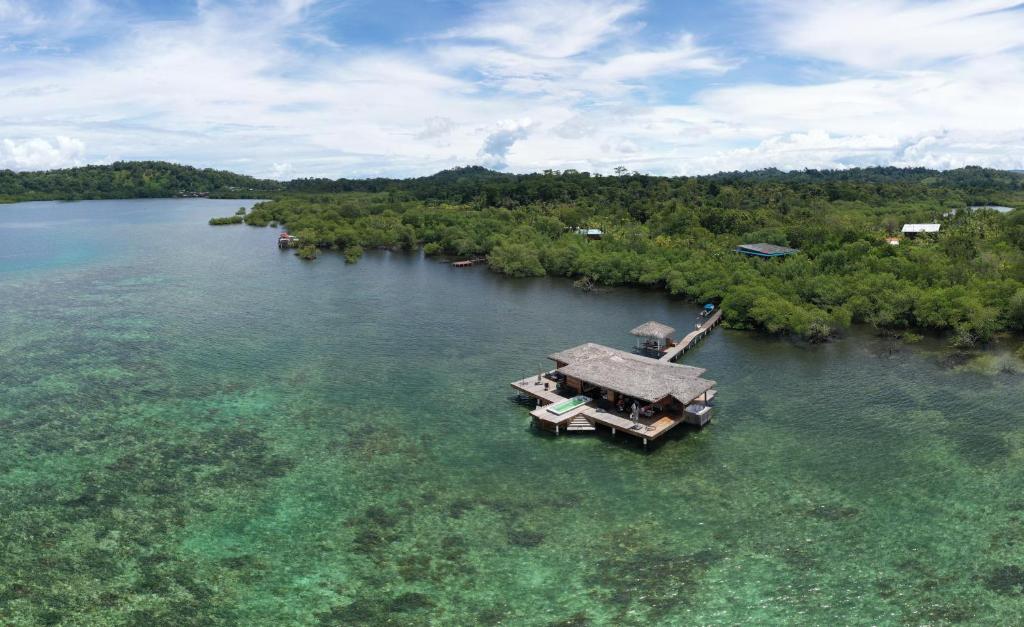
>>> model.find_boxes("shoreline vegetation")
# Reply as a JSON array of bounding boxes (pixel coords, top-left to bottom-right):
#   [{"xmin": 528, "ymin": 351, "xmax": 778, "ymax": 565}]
[
  {"xmin": 244, "ymin": 166, "xmax": 1024, "ymax": 352},
  {"xmin": 4, "ymin": 161, "xmax": 1024, "ymax": 350},
  {"xmin": 208, "ymin": 207, "xmax": 249, "ymax": 225}
]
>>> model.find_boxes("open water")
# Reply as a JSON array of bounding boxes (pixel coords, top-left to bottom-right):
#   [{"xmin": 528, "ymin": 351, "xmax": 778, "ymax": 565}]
[{"xmin": 1, "ymin": 199, "xmax": 1023, "ymax": 625}]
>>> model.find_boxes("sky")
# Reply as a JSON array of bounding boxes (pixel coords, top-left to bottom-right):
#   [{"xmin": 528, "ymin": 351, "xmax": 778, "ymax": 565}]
[{"xmin": 1, "ymin": 0, "xmax": 1023, "ymax": 179}]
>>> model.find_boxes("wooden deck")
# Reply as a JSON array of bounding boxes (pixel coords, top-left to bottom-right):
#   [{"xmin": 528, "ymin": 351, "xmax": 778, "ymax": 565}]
[
  {"xmin": 528, "ymin": 402, "xmax": 588, "ymax": 429},
  {"xmin": 659, "ymin": 309, "xmax": 722, "ymax": 362},
  {"xmin": 511, "ymin": 375, "xmax": 565, "ymax": 404},
  {"xmin": 452, "ymin": 257, "xmax": 487, "ymax": 267},
  {"xmin": 584, "ymin": 405, "xmax": 687, "ymax": 441},
  {"xmin": 512, "ymin": 375, "xmax": 698, "ymax": 444}
]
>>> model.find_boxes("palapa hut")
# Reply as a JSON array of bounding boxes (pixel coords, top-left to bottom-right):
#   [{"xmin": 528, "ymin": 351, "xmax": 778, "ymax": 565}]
[
  {"xmin": 549, "ymin": 342, "xmax": 713, "ymax": 414},
  {"xmin": 630, "ymin": 320, "xmax": 675, "ymax": 355},
  {"xmin": 552, "ymin": 344, "xmax": 712, "ymax": 406}
]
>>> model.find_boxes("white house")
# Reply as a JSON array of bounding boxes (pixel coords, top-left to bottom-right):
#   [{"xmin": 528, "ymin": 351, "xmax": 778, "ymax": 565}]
[{"xmin": 901, "ymin": 224, "xmax": 941, "ymax": 238}]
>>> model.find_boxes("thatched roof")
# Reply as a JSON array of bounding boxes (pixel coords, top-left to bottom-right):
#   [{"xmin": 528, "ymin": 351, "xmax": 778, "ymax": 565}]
[
  {"xmin": 549, "ymin": 343, "xmax": 704, "ymax": 375},
  {"xmin": 549, "ymin": 342, "xmax": 712, "ymax": 404},
  {"xmin": 630, "ymin": 321, "xmax": 675, "ymax": 339},
  {"xmin": 549, "ymin": 343, "xmax": 620, "ymax": 365}
]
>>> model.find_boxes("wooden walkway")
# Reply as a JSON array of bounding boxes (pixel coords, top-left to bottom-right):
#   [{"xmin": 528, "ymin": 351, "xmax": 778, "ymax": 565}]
[
  {"xmin": 659, "ymin": 309, "xmax": 722, "ymax": 362},
  {"xmin": 452, "ymin": 257, "xmax": 487, "ymax": 267}
]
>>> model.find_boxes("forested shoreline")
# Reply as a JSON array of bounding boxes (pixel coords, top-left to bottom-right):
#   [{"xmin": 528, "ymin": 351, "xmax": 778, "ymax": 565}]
[
  {"xmin": 5, "ymin": 161, "xmax": 1024, "ymax": 348},
  {"xmin": 239, "ymin": 166, "xmax": 1024, "ymax": 348}
]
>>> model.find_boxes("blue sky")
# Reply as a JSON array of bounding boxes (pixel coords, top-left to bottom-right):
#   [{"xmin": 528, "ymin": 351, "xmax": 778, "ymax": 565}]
[{"xmin": 1, "ymin": 0, "xmax": 1023, "ymax": 178}]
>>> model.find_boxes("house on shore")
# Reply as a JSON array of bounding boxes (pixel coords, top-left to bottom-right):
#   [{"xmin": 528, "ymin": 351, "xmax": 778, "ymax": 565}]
[
  {"xmin": 736, "ymin": 243, "xmax": 799, "ymax": 258},
  {"xmin": 901, "ymin": 224, "xmax": 941, "ymax": 239},
  {"xmin": 574, "ymin": 228, "xmax": 603, "ymax": 240}
]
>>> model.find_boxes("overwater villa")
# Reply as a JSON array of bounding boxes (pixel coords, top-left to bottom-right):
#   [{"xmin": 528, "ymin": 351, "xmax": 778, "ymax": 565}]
[{"xmin": 511, "ymin": 319, "xmax": 720, "ymax": 447}]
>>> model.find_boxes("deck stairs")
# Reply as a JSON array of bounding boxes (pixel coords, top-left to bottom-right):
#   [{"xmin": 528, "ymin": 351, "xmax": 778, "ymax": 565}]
[{"xmin": 566, "ymin": 416, "xmax": 596, "ymax": 432}]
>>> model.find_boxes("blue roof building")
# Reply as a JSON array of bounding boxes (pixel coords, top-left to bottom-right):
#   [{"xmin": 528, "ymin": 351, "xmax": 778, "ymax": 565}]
[{"xmin": 735, "ymin": 243, "xmax": 799, "ymax": 258}]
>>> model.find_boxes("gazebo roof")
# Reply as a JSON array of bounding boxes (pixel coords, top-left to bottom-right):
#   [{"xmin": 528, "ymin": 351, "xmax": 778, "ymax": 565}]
[{"xmin": 629, "ymin": 321, "xmax": 676, "ymax": 339}]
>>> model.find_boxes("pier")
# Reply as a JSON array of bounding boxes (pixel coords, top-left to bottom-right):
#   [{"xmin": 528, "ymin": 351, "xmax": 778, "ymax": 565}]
[
  {"xmin": 659, "ymin": 309, "xmax": 722, "ymax": 362},
  {"xmin": 510, "ymin": 319, "xmax": 719, "ymax": 448},
  {"xmin": 452, "ymin": 257, "xmax": 487, "ymax": 268}
]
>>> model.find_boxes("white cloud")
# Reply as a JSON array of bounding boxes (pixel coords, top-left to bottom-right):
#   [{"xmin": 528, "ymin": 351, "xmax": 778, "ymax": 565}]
[
  {"xmin": 582, "ymin": 34, "xmax": 735, "ymax": 81},
  {"xmin": 434, "ymin": 31, "xmax": 731, "ymax": 98},
  {"xmin": 891, "ymin": 129, "xmax": 1024, "ymax": 170},
  {"xmin": 443, "ymin": 0, "xmax": 643, "ymax": 58},
  {"xmin": 0, "ymin": 0, "xmax": 105, "ymax": 45},
  {"xmin": 416, "ymin": 117, "xmax": 458, "ymax": 140},
  {"xmin": 1, "ymin": 0, "xmax": 1022, "ymax": 177},
  {"xmin": 270, "ymin": 162, "xmax": 294, "ymax": 180},
  {"xmin": 278, "ymin": 0, "xmax": 318, "ymax": 17},
  {"xmin": 431, "ymin": 44, "xmax": 582, "ymax": 95},
  {"xmin": 691, "ymin": 53, "xmax": 1024, "ymax": 138},
  {"xmin": 478, "ymin": 119, "xmax": 535, "ymax": 169},
  {"xmin": 676, "ymin": 129, "xmax": 1024, "ymax": 175},
  {"xmin": 769, "ymin": 0, "xmax": 1024, "ymax": 69},
  {"xmin": 681, "ymin": 130, "xmax": 895, "ymax": 174},
  {"xmin": 0, "ymin": 0, "xmax": 42, "ymax": 36},
  {"xmin": 0, "ymin": 136, "xmax": 85, "ymax": 171}
]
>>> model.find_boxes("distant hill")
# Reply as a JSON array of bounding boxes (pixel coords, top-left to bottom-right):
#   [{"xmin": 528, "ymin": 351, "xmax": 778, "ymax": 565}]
[
  {"xmin": 0, "ymin": 161, "xmax": 282, "ymax": 202},
  {"xmin": 2, "ymin": 161, "xmax": 1023, "ymax": 204}
]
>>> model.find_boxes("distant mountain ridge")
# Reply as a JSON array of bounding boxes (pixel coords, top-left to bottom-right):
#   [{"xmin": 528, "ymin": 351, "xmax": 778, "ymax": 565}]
[
  {"xmin": 0, "ymin": 161, "xmax": 282, "ymax": 202},
  {"xmin": 2, "ymin": 161, "xmax": 1023, "ymax": 203}
]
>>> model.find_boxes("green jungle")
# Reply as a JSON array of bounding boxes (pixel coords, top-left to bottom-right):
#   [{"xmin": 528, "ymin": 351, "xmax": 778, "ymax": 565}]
[{"xmin": 5, "ymin": 161, "xmax": 1024, "ymax": 345}]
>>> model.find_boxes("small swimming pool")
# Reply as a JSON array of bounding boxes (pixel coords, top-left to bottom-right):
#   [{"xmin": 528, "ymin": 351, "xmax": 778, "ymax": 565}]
[{"xmin": 547, "ymin": 395, "xmax": 591, "ymax": 415}]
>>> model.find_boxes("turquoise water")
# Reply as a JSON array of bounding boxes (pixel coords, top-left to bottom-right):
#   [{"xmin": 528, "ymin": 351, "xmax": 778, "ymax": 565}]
[{"xmin": 2, "ymin": 199, "xmax": 1024, "ymax": 625}]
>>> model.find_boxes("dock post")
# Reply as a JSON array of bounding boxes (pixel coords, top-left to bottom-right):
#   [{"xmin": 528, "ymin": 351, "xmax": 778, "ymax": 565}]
[
  {"xmin": 611, "ymin": 427, "xmax": 616, "ymax": 436},
  {"xmin": 556, "ymin": 425, "xmax": 560, "ymax": 436},
  {"xmin": 643, "ymin": 437, "xmax": 648, "ymax": 448}
]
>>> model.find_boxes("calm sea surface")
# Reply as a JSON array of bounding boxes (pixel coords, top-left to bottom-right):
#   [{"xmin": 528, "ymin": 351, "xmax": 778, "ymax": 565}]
[{"xmin": 1, "ymin": 199, "xmax": 1023, "ymax": 625}]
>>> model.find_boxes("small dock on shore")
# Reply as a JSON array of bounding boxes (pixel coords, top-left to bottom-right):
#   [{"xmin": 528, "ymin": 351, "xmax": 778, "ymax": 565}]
[
  {"xmin": 510, "ymin": 318, "xmax": 719, "ymax": 448},
  {"xmin": 452, "ymin": 257, "xmax": 487, "ymax": 268}
]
